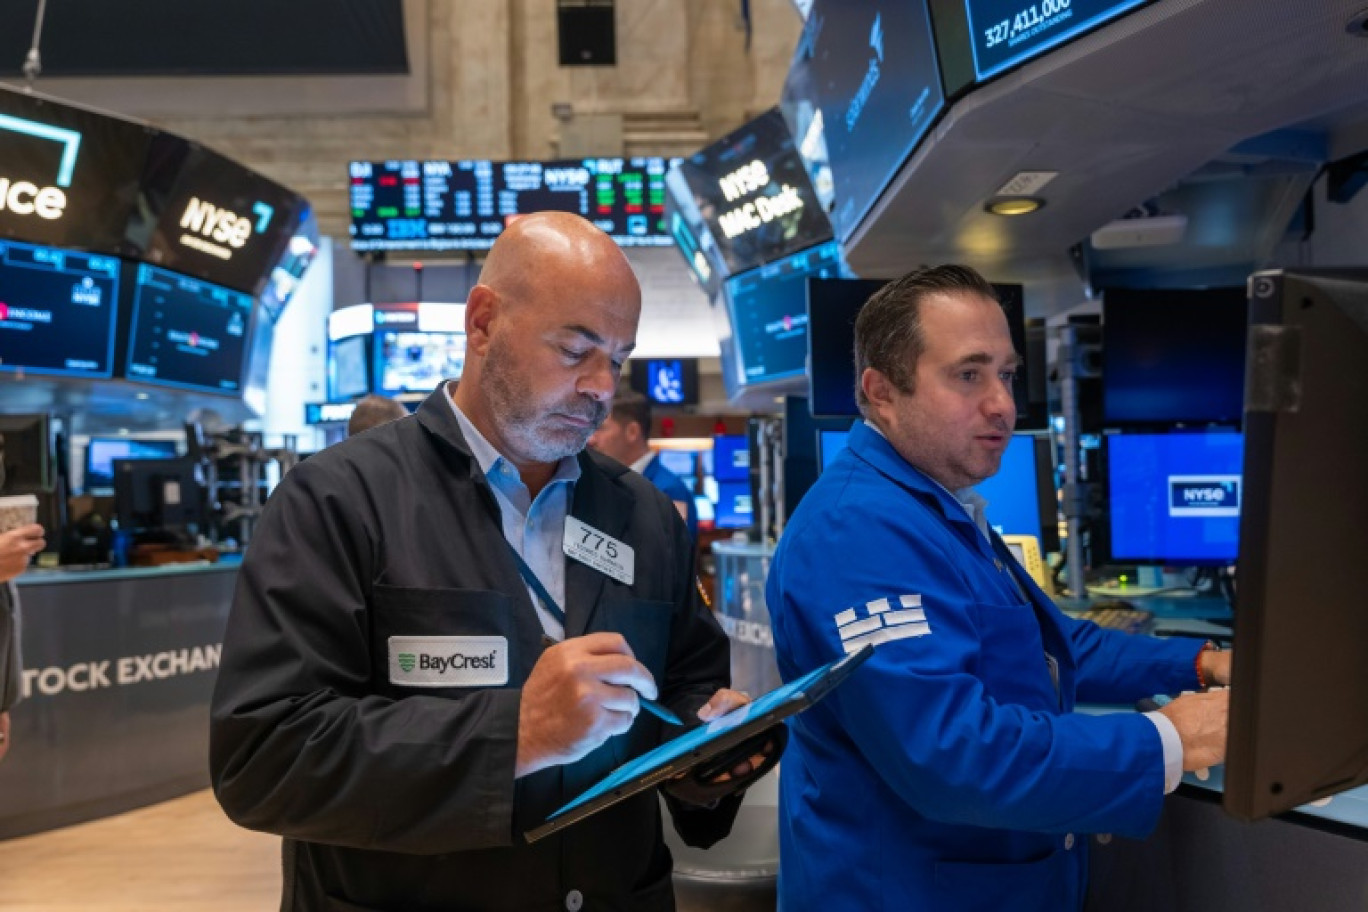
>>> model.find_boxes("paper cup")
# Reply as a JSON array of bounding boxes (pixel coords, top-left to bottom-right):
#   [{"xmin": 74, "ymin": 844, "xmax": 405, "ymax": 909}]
[{"xmin": 0, "ymin": 494, "xmax": 39, "ymax": 534}]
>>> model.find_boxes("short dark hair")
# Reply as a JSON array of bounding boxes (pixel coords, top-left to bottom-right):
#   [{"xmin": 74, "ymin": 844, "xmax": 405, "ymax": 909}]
[
  {"xmin": 347, "ymin": 394, "xmax": 408, "ymax": 437},
  {"xmin": 607, "ymin": 389, "xmax": 652, "ymax": 436},
  {"xmin": 853, "ymin": 264, "xmax": 999, "ymax": 413}
]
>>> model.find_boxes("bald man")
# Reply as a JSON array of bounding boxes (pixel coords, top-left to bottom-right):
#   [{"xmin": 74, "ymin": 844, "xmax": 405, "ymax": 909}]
[{"xmin": 211, "ymin": 213, "xmax": 761, "ymax": 911}]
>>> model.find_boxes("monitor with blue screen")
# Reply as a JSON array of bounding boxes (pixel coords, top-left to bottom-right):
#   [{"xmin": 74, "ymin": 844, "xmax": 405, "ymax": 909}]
[
  {"xmin": 0, "ymin": 239, "xmax": 121, "ymax": 380},
  {"xmin": 818, "ymin": 428, "xmax": 850, "ymax": 472},
  {"xmin": 974, "ymin": 434, "xmax": 1059, "ymax": 550},
  {"xmin": 125, "ymin": 264, "xmax": 255, "ymax": 394},
  {"xmin": 714, "ymin": 480, "xmax": 753, "ymax": 529},
  {"xmin": 1104, "ymin": 431, "xmax": 1243, "ymax": 565},
  {"xmin": 85, "ymin": 438, "xmax": 180, "ymax": 494},
  {"xmin": 711, "ymin": 435, "xmax": 749, "ymax": 483}
]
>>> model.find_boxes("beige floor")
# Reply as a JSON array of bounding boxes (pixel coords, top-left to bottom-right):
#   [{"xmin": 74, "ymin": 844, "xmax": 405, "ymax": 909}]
[{"xmin": 0, "ymin": 791, "xmax": 282, "ymax": 912}]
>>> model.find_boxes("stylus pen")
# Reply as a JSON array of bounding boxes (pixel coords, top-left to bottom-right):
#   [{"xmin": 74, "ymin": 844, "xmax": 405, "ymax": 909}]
[{"xmin": 541, "ymin": 635, "xmax": 682, "ymax": 725}]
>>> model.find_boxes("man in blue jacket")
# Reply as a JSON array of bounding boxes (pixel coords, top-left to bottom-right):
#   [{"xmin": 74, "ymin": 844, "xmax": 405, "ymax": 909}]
[
  {"xmin": 590, "ymin": 390, "xmax": 699, "ymax": 539},
  {"xmin": 767, "ymin": 265, "xmax": 1231, "ymax": 912}
]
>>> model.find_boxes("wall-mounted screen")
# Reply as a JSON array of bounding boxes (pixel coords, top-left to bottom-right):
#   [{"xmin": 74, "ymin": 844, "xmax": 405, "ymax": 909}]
[
  {"xmin": 664, "ymin": 166, "xmax": 727, "ymax": 298},
  {"xmin": 349, "ymin": 157, "xmax": 678, "ymax": 251},
  {"xmin": 781, "ymin": 0, "xmax": 945, "ymax": 242},
  {"xmin": 1103, "ymin": 286, "xmax": 1247, "ymax": 428},
  {"xmin": 964, "ymin": 0, "xmax": 1151, "ymax": 81},
  {"xmin": 0, "ymin": 84, "xmax": 152, "ymax": 253},
  {"xmin": 675, "ymin": 107, "xmax": 832, "ymax": 275},
  {"xmin": 724, "ymin": 241, "xmax": 844, "ymax": 388},
  {"xmin": 124, "ymin": 264, "xmax": 255, "ymax": 394},
  {"xmin": 1103, "ymin": 431, "xmax": 1243, "ymax": 565},
  {"xmin": 0, "ymin": 238, "xmax": 120, "ymax": 378},
  {"xmin": 630, "ymin": 358, "xmax": 699, "ymax": 406},
  {"xmin": 373, "ymin": 330, "xmax": 466, "ymax": 394}
]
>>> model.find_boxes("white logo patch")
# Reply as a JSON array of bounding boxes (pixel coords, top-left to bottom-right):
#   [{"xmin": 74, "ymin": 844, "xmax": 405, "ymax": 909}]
[
  {"xmin": 834, "ymin": 594, "xmax": 931, "ymax": 654},
  {"xmin": 388, "ymin": 636, "xmax": 508, "ymax": 687}
]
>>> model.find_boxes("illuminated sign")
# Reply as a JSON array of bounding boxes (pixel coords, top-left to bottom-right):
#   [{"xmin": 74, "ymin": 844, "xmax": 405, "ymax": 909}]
[
  {"xmin": 177, "ymin": 197, "xmax": 274, "ymax": 260},
  {"xmin": 715, "ymin": 160, "xmax": 807, "ymax": 240},
  {"xmin": 0, "ymin": 113, "xmax": 81, "ymax": 221},
  {"xmin": 1169, "ymin": 475, "xmax": 1241, "ymax": 518}
]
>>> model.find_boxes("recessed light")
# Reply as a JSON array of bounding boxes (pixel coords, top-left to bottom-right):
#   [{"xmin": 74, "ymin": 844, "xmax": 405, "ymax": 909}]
[{"xmin": 985, "ymin": 197, "xmax": 1045, "ymax": 217}]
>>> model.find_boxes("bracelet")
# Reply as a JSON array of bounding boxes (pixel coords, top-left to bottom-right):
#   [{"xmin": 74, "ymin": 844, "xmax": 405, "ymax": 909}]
[{"xmin": 1194, "ymin": 641, "xmax": 1218, "ymax": 688}]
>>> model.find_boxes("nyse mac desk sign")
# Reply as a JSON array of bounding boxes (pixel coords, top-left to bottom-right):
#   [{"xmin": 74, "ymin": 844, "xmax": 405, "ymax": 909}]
[{"xmin": 0, "ymin": 85, "xmax": 152, "ymax": 252}]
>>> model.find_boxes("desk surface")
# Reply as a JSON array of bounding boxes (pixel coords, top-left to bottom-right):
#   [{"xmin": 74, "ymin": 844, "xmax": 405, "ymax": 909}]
[{"xmin": 15, "ymin": 556, "xmax": 241, "ymax": 587}]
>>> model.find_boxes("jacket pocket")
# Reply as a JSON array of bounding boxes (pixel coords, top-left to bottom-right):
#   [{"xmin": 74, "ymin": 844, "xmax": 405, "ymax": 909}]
[
  {"xmin": 933, "ymin": 849, "xmax": 1069, "ymax": 912},
  {"xmin": 370, "ymin": 585, "xmax": 520, "ymax": 697},
  {"xmin": 972, "ymin": 600, "xmax": 1058, "ymax": 710}
]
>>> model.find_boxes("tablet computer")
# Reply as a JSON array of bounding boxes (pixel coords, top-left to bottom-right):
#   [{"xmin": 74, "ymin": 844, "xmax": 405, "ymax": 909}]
[{"xmin": 524, "ymin": 643, "xmax": 874, "ymax": 843}]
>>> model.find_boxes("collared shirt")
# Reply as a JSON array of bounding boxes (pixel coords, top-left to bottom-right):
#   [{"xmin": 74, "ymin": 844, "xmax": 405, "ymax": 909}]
[
  {"xmin": 447, "ymin": 386, "xmax": 580, "ymax": 639},
  {"xmin": 629, "ymin": 451, "xmax": 654, "ymax": 474}
]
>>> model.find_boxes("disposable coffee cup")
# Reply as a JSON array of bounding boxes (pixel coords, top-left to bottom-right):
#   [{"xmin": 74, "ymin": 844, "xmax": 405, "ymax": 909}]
[{"xmin": 0, "ymin": 494, "xmax": 39, "ymax": 534}]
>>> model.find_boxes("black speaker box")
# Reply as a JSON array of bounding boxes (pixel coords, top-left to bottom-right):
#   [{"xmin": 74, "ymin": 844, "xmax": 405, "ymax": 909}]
[{"xmin": 557, "ymin": 3, "xmax": 616, "ymax": 66}]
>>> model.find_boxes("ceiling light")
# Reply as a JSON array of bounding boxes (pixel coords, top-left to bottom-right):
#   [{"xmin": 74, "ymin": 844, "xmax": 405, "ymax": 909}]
[{"xmin": 985, "ymin": 197, "xmax": 1044, "ymax": 217}]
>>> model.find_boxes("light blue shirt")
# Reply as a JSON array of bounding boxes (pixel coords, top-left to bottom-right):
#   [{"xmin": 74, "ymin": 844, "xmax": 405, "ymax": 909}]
[{"xmin": 447, "ymin": 387, "xmax": 580, "ymax": 640}]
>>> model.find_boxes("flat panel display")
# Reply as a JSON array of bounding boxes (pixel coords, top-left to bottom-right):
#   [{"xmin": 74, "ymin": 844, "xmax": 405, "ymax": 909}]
[
  {"xmin": 974, "ymin": 433, "xmax": 1058, "ymax": 547},
  {"xmin": 349, "ymin": 157, "xmax": 678, "ymax": 252},
  {"xmin": 0, "ymin": 238, "xmax": 120, "ymax": 378},
  {"xmin": 676, "ymin": 108, "xmax": 832, "ymax": 275},
  {"xmin": 965, "ymin": 0, "xmax": 1151, "ymax": 80},
  {"xmin": 714, "ymin": 479, "xmax": 753, "ymax": 529},
  {"xmin": 1104, "ymin": 431, "xmax": 1243, "ymax": 565},
  {"xmin": 1103, "ymin": 286, "xmax": 1247, "ymax": 427},
  {"xmin": 630, "ymin": 357, "xmax": 699, "ymax": 406},
  {"xmin": 725, "ymin": 241, "xmax": 844, "ymax": 387},
  {"xmin": 329, "ymin": 334, "xmax": 370, "ymax": 400},
  {"xmin": 664, "ymin": 166, "xmax": 727, "ymax": 298},
  {"xmin": 373, "ymin": 330, "xmax": 466, "ymax": 394},
  {"xmin": 125, "ymin": 264, "xmax": 255, "ymax": 394},
  {"xmin": 0, "ymin": 85, "xmax": 152, "ymax": 253},
  {"xmin": 818, "ymin": 428, "xmax": 850, "ymax": 471},
  {"xmin": 781, "ymin": 0, "xmax": 945, "ymax": 242},
  {"xmin": 133, "ymin": 136, "xmax": 301, "ymax": 294},
  {"xmin": 712, "ymin": 435, "xmax": 750, "ymax": 483},
  {"xmin": 84, "ymin": 437, "xmax": 179, "ymax": 493},
  {"xmin": 806, "ymin": 277, "xmax": 889, "ymax": 417}
]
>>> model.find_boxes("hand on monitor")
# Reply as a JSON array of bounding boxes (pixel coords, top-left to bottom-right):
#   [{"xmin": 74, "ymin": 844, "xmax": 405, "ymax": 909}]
[{"xmin": 1158, "ymin": 689, "xmax": 1229, "ymax": 772}]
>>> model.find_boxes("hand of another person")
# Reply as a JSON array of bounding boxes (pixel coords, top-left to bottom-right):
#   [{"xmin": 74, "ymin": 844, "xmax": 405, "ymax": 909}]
[
  {"xmin": 516, "ymin": 632, "xmax": 658, "ymax": 778},
  {"xmin": 1158, "ymin": 689, "xmax": 1229, "ymax": 771},
  {"xmin": 0, "ymin": 711, "xmax": 11, "ymax": 764},
  {"xmin": 694, "ymin": 688, "xmax": 765, "ymax": 781},
  {"xmin": 0, "ymin": 524, "xmax": 45, "ymax": 582},
  {"xmin": 1200, "ymin": 647, "xmax": 1232, "ymax": 687}
]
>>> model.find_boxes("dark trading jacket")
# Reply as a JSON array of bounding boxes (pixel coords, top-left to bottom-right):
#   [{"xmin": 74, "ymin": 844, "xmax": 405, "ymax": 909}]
[{"xmin": 209, "ymin": 387, "xmax": 739, "ymax": 912}]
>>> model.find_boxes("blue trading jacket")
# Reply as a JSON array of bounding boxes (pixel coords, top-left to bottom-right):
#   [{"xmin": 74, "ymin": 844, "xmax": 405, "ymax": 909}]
[
  {"xmin": 643, "ymin": 453, "xmax": 699, "ymax": 540},
  {"xmin": 767, "ymin": 421, "xmax": 1205, "ymax": 912}
]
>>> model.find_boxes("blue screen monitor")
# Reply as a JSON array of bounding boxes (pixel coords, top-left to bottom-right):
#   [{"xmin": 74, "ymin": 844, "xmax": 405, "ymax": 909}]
[
  {"xmin": 724, "ymin": 240, "xmax": 844, "ymax": 387},
  {"xmin": 85, "ymin": 437, "xmax": 179, "ymax": 494},
  {"xmin": 781, "ymin": 0, "xmax": 946, "ymax": 242},
  {"xmin": 373, "ymin": 330, "xmax": 466, "ymax": 394},
  {"xmin": 630, "ymin": 358, "xmax": 699, "ymax": 406},
  {"xmin": 964, "ymin": 0, "xmax": 1151, "ymax": 80},
  {"xmin": 0, "ymin": 239, "xmax": 120, "ymax": 379},
  {"xmin": 125, "ymin": 264, "xmax": 255, "ymax": 394},
  {"xmin": 712, "ymin": 435, "xmax": 750, "ymax": 483},
  {"xmin": 974, "ymin": 434, "xmax": 1059, "ymax": 550},
  {"xmin": 714, "ymin": 480, "xmax": 753, "ymax": 529},
  {"xmin": 1104, "ymin": 431, "xmax": 1243, "ymax": 565},
  {"xmin": 818, "ymin": 428, "xmax": 851, "ymax": 472}
]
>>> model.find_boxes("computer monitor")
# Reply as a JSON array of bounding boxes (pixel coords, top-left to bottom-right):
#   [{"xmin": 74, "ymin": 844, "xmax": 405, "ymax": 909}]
[
  {"xmin": 806, "ymin": 278, "xmax": 889, "ymax": 418},
  {"xmin": 975, "ymin": 434, "xmax": 1061, "ymax": 551},
  {"xmin": 1102, "ymin": 286, "xmax": 1247, "ymax": 427},
  {"xmin": 373, "ymin": 330, "xmax": 466, "ymax": 394},
  {"xmin": 1102, "ymin": 431, "xmax": 1243, "ymax": 566},
  {"xmin": 0, "ymin": 239, "xmax": 121, "ymax": 379},
  {"xmin": 329, "ymin": 334, "xmax": 371, "ymax": 400},
  {"xmin": 711, "ymin": 435, "xmax": 749, "ymax": 483},
  {"xmin": 1225, "ymin": 268, "xmax": 1368, "ymax": 820},
  {"xmin": 630, "ymin": 358, "xmax": 699, "ymax": 406},
  {"xmin": 112, "ymin": 457, "xmax": 206, "ymax": 534},
  {"xmin": 714, "ymin": 480, "xmax": 753, "ymax": 530},
  {"xmin": 817, "ymin": 428, "xmax": 850, "ymax": 472},
  {"xmin": 85, "ymin": 438, "xmax": 180, "ymax": 495},
  {"xmin": 0, "ymin": 413, "xmax": 52, "ymax": 492}
]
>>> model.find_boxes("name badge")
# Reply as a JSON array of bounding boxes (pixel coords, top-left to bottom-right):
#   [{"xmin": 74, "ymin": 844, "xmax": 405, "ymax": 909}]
[
  {"xmin": 563, "ymin": 516, "xmax": 634, "ymax": 586},
  {"xmin": 388, "ymin": 636, "xmax": 509, "ymax": 687}
]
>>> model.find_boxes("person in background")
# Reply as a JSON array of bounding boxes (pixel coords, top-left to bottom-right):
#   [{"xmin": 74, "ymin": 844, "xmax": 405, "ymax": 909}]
[
  {"xmin": 0, "ymin": 522, "xmax": 46, "ymax": 764},
  {"xmin": 766, "ymin": 264, "xmax": 1230, "ymax": 912},
  {"xmin": 210, "ymin": 212, "xmax": 778, "ymax": 911},
  {"xmin": 346, "ymin": 393, "xmax": 409, "ymax": 437},
  {"xmin": 588, "ymin": 390, "xmax": 699, "ymax": 539}
]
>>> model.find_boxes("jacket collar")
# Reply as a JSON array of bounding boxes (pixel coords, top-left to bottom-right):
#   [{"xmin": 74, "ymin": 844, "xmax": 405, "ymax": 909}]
[{"xmin": 847, "ymin": 420, "xmax": 979, "ymax": 529}]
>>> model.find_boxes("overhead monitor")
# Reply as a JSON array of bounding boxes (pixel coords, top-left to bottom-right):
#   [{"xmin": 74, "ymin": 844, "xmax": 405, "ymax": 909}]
[
  {"xmin": 348, "ymin": 157, "xmax": 678, "ymax": 252},
  {"xmin": 629, "ymin": 358, "xmax": 699, "ymax": 406},
  {"xmin": 84, "ymin": 437, "xmax": 179, "ymax": 494},
  {"xmin": 724, "ymin": 240, "xmax": 844, "ymax": 390},
  {"xmin": 1102, "ymin": 430, "xmax": 1243, "ymax": 566},
  {"xmin": 806, "ymin": 277, "xmax": 889, "ymax": 417},
  {"xmin": 1103, "ymin": 286, "xmax": 1247, "ymax": 428},
  {"xmin": 962, "ymin": 0, "xmax": 1152, "ymax": 81},
  {"xmin": 0, "ymin": 238, "xmax": 121, "ymax": 379},
  {"xmin": 780, "ymin": 0, "xmax": 945, "ymax": 242},
  {"xmin": 124, "ymin": 263, "xmax": 255, "ymax": 395},
  {"xmin": 373, "ymin": 330, "xmax": 466, "ymax": 395},
  {"xmin": 0, "ymin": 84, "xmax": 153, "ymax": 253},
  {"xmin": 663, "ymin": 166, "xmax": 727, "ymax": 299},
  {"xmin": 675, "ymin": 107, "xmax": 832, "ymax": 275},
  {"xmin": 974, "ymin": 433, "xmax": 1060, "ymax": 551},
  {"xmin": 1226, "ymin": 268, "xmax": 1368, "ymax": 820}
]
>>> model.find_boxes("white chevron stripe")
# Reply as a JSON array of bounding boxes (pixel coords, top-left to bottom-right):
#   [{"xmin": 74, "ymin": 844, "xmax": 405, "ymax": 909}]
[
  {"xmin": 837, "ymin": 615, "xmax": 884, "ymax": 639},
  {"xmin": 841, "ymin": 622, "xmax": 932, "ymax": 654},
  {"xmin": 882, "ymin": 608, "xmax": 927, "ymax": 626}
]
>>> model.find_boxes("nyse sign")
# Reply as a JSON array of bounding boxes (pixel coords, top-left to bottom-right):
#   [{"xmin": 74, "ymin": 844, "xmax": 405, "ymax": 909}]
[
  {"xmin": 178, "ymin": 196, "xmax": 274, "ymax": 261},
  {"xmin": 715, "ymin": 160, "xmax": 806, "ymax": 240},
  {"xmin": 0, "ymin": 113, "xmax": 82, "ymax": 221}
]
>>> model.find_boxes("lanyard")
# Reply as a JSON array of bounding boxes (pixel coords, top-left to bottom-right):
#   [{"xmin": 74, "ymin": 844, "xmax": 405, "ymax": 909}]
[{"xmin": 508, "ymin": 544, "xmax": 567, "ymax": 627}]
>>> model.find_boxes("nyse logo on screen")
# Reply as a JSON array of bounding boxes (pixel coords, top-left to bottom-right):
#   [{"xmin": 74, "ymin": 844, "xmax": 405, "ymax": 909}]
[
  {"xmin": 0, "ymin": 113, "xmax": 83, "ymax": 222},
  {"xmin": 177, "ymin": 197, "xmax": 274, "ymax": 261},
  {"xmin": 1168, "ymin": 475, "xmax": 1241, "ymax": 518}
]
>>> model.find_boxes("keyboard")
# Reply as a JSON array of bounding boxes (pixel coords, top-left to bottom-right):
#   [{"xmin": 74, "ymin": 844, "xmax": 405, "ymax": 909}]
[{"xmin": 1078, "ymin": 606, "xmax": 1154, "ymax": 634}]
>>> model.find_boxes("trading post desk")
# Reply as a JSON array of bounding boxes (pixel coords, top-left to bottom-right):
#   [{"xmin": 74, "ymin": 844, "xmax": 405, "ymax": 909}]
[
  {"xmin": 0, "ymin": 560, "xmax": 238, "ymax": 839},
  {"xmin": 1073, "ymin": 594, "xmax": 1368, "ymax": 912}
]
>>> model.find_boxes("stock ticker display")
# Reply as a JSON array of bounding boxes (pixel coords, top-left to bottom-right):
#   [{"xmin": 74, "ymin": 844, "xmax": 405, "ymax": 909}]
[
  {"xmin": 965, "ymin": 0, "xmax": 1150, "ymax": 78},
  {"xmin": 0, "ymin": 238, "xmax": 121, "ymax": 378},
  {"xmin": 348, "ymin": 157, "xmax": 679, "ymax": 251},
  {"xmin": 125, "ymin": 264, "xmax": 254, "ymax": 395}
]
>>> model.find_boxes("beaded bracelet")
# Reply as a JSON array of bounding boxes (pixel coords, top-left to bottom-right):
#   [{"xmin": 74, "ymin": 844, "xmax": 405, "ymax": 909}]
[{"xmin": 1194, "ymin": 641, "xmax": 1219, "ymax": 689}]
